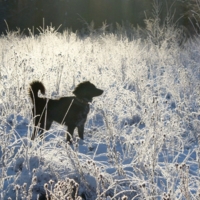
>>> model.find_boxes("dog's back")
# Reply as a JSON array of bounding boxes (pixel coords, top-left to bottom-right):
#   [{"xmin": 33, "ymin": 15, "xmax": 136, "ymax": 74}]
[{"xmin": 47, "ymin": 97, "xmax": 89, "ymax": 126}]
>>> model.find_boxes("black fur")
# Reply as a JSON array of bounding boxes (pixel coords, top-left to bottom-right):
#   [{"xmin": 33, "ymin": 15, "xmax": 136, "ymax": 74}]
[{"xmin": 29, "ymin": 81, "xmax": 103, "ymax": 141}]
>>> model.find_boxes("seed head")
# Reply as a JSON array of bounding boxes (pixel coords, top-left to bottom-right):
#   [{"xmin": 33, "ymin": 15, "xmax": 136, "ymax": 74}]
[
  {"xmin": 58, "ymin": 191, "xmax": 63, "ymax": 196},
  {"xmin": 14, "ymin": 184, "xmax": 20, "ymax": 190},
  {"xmin": 75, "ymin": 183, "xmax": 79, "ymax": 188},
  {"xmin": 99, "ymin": 174, "xmax": 103, "ymax": 179},
  {"xmin": 49, "ymin": 179, "xmax": 54, "ymax": 185},
  {"xmin": 44, "ymin": 183, "xmax": 48, "ymax": 189},
  {"xmin": 122, "ymin": 195, "xmax": 128, "ymax": 200},
  {"xmin": 32, "ymin": 176, "xmax": 37, "ymax": 184},
  {"xmin": 142, "ymin": 183, "xmax": 146, "ymax": 188}
]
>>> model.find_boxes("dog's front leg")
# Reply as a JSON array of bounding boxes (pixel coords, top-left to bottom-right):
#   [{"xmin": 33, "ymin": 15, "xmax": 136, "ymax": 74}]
[
  {"xmin": 67, "ymin": 125, "xmax": 75, "ymax": 142},
  {"xmin": 78, "ymin": 125, "xmax": 84, "ymax": 140}
]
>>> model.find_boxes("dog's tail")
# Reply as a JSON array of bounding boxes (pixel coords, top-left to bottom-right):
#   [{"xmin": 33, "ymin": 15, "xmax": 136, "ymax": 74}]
[{"xmin": 29, "ymin": 81, "xmax": 45, "ymax": 104}]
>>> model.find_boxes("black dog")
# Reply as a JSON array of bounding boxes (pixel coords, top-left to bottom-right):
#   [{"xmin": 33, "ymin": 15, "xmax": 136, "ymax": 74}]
[{"xmin": 29, "ymin": 81, "xmax": 103, "ymax": 141}]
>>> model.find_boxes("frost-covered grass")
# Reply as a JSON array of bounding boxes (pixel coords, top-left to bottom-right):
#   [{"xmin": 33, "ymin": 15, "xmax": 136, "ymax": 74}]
[{"xmin": 0, "ymin": 27, "xmax": 200, "ymax": 199}]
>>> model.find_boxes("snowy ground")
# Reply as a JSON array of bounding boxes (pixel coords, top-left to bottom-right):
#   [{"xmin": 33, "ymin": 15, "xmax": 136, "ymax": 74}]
[{"xmin": 0, "ymin": 28, "xmax": 200, "ymax": 199}]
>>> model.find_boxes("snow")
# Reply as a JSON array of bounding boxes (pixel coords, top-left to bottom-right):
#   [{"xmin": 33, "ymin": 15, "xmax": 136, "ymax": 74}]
[{"xmin": 0, "ymin": 29, "xmax": 200, "ymax": 199}]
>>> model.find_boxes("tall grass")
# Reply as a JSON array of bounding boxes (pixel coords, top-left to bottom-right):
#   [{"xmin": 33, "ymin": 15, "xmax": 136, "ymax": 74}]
[{"xmin": 0, "ymin": 11, "xmax": 200, "ymax": 200}]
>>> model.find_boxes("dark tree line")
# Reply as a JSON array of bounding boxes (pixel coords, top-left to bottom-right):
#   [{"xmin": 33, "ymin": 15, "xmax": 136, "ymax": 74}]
[{"xmin": 0, "ymin": 0, "xmax": 197, "ymax": 36}]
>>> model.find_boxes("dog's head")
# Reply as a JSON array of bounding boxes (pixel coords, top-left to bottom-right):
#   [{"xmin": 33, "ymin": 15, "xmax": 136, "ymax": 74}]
[{"xmin": 73, "ymin": 81, "xmax": 103, "ymax": 102}]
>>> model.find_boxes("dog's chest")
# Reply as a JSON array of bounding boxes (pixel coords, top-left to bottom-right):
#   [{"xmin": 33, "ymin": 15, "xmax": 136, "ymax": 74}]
[{"xmin": 76, "ymin": 105, "xmax": 89, "ymax": 126}]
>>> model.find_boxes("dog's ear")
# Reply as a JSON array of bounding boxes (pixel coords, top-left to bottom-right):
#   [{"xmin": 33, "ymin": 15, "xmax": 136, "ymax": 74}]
[
  {"xmin": 73, "ymin": 81, "xmax": 89, "ymax": 97},
  {"xmin": 73, "ymin": 87, "xmax": 86, "ymax": 97},
  {"xmin": 72, "ymin": 90, "xmax": 77, "ymax": 96}
]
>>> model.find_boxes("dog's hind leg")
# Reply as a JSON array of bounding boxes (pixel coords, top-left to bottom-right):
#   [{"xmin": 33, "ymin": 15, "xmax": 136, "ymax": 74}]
[
  {"xmin": 66, "ymin": 125, "xmax": 75, "ymax": 142},
  {"xmin": 78, "ymin": 125, "xmax": 84, "ymax": 140},
  {"xmin": 31, "ymin": 127, "xmax": 38, "ymax": 140},
  {"xmin": 31, "ymin": 116, "xmax": 41, "ymax": 140},
  {"xmin": 39, "ymin": 119, "xmax": 52, "ymax": 139},
  {"xmin": 31, "ymin": 123, "xmax": 43, "ymax": 140}
]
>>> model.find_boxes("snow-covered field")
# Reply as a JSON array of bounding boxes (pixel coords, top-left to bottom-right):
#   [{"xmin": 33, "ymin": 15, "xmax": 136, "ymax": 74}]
[{"xmin": 0, "ymin": 27, "xmax": 200, "ymax": 199}]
